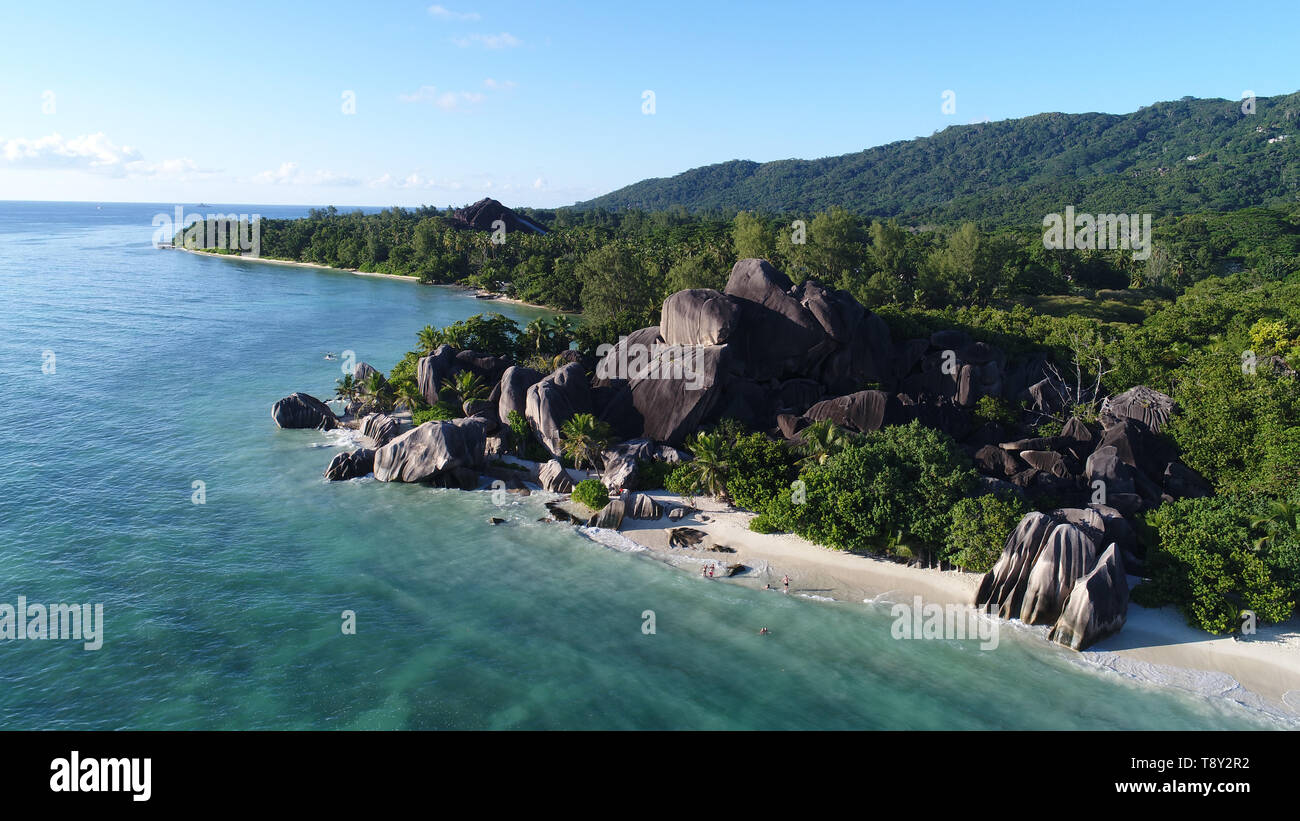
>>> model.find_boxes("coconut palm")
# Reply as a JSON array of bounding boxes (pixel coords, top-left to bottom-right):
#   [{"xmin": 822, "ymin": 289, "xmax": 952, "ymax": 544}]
[
  {"xmin": 440, "ymin": 370, "xmax": 488, "ymax": 412},
  {"xmin": 678, "ymin": 432, "xmax": 729, "ymax": 500},
  {"xmin": 334, "ymin": 374, "xmax": 356, "ymax": 402},
  {"xmin": 417, "ymin": 325, "xmax": 441, "ymax": 355},
  {"xmin": 559, "ymin": 413, "xmax": 611, "ymax": 473},
  {"xmin": 524, "ymin": 318, "xmax": 551, "ymax": 354},
  {"xmin": 361, "ymin": 371, "xmax": 392, "ymax": 411},
  {"xmin": 394, "ymin": 381, "xmax": 426, "ymax": 413},
  {"xmin": 547, "ymin": 314, "xmax": 576, "ymax": 348},
  {"xmin": 1251, "ymin": 499, "xmax": 1299, "ymax": 555},
  {"xmin": 794, "ymin": 419, "xmax": 850, "ymax": 467}
]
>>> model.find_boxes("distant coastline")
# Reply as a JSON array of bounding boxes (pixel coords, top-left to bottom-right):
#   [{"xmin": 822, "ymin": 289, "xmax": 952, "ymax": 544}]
[{"xmin": 168, "ymin": 245, "xmax": 564, "ymax": 313}]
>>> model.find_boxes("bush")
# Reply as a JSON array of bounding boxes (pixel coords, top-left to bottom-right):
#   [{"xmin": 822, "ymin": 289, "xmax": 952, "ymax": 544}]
[
  {"xmin": 941, "ymin": 492, "xmax": 1028, "ymax": 573},
  {"xmin": 973, "ymin": 395, "xmax": 1019, "ymax": 428},
  {"xmin": 1133, "ymin": 496, "xmax": 1297, "ymax": 633},
  {"xmin": 665, "ymin": 464, "xmax": 697, "ymax": 497},
  {"xmin": 572, "ymin": 478, "xmax": 610, "ymax": 511},
  {"xmin": 724, "ymin": 433, "xmax": 797, "ymax": 512},
  {"xmin": 412, "ymin": 402, "xmax": 459, "ymax": 425},
  {"xmin": 635, "ymin": 459, "xmax": 675, "ymax": 491},
  {"xmin": 765, "ymin": 421, "xmax": 977, "ymax": 552},
  {"xmin": 748, "ymin": 513, "xmax": 781, "ymax": 534}
]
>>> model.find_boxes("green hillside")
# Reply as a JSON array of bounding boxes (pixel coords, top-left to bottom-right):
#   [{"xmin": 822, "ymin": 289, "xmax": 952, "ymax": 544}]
[{"xmin": 575, "ymin": 93, "xmax": 1300, "ymax": 226}]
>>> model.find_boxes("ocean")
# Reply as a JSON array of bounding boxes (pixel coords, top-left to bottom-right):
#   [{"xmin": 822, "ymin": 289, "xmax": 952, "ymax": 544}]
[{"xmin": 0, "ymin": 200, "xmax": 1286, "ymax": 730}]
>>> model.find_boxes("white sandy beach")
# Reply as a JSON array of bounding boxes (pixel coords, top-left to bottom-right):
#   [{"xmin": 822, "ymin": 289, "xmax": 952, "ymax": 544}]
[
  {"xmin": 169, "ymin": 246, "xmax": 565, "ymax": 310},
  {"xmin": 577, "ymin": 490, "xmax": 1300, "ymax": 719}
]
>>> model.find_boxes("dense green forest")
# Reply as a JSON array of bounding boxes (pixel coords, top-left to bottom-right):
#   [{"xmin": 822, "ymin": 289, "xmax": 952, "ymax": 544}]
[{"xmin": 577, "ymin": 92, "xmax": 1300, "ymax": 226}]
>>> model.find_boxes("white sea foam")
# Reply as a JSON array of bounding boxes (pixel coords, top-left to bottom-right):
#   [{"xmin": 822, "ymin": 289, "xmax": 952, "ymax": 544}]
[{"xmin": 578, "ymin": 526, "xmax": 648, "ymax": 553}]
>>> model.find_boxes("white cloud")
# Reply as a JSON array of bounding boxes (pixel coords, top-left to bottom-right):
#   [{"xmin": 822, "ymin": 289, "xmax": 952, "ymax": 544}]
[
  {"xmin": 253, "ymin": 162, "xmax": 359, "ymax": 186},
  {"xmin": 0, "ymin": 132, "xmax": 211, "ymax": 180},
  {"xmin": 453, "ymin": 32, "xmax": 521, "ymax": 49},
  {"xmin": 398, "ymin": 85, "xmax": 485, "ymax": 110},
  {"xmin": 428, "ymin": 5, "xmax": 479, "ymax": 21},
  {"xmin": 532, "ymin": 177, "xmax": 546, "ymax": 189},
  {"xmin": 484, "ymin": 78, "xmax": 517, "ymax": 90}
]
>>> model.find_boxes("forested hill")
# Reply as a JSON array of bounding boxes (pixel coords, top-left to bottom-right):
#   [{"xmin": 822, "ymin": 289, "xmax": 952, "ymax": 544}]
[{"xmin": 574, "ymin": 92, "xmax": 1300, "ymax": 226}]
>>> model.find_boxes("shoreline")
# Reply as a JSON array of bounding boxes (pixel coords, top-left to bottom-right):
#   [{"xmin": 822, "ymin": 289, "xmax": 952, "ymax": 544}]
[
  {"xmin": 167, "ymin": 245, "xmax": 568, "ymax": 313},
  {"xmin": 574, "ymin": 489, "xmax": 1300, "ymax": 722}
]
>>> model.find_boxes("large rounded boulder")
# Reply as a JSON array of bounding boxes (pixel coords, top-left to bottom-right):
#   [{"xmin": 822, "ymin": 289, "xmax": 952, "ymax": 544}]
[
  {"xmin": 272, "ymin": 392, "xmax": 339, "ymax": 430},
  {"xmin": 525, "ymin": 362, "xmax": 592, "ymax": 457},
  {"xmin": 498, "ymin": 365, "xmax": 544, "ymax": 423},
  {"xmin": 660, "ymin": 289, "xmax": 741, "ymax": 346},
  {"xmin": 417, "ymin": 344, "xmax": 458, "ymax": 405},
  {"xmin": 373, "ymin": 418, "xmax": 487, "ymax": 485}
]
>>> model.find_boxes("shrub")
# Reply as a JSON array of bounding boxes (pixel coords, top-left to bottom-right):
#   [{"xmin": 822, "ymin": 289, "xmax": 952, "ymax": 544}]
[
  {"xmin": 765, "ymin": 420, "xmax": 977, "ymax": 552},
  {"xmin": 572, "ymin": 478, "xmax": 610, "ymax": 511},
  {"xmin": 941, "ymin": 492, "xmax": 1028, "ymax": 573},
  {"xmin": 1133, "ymin": 496, "xmax": 1297, "ymax": 633},
  {"xmin": 973, "ymin": 395, "xmax": 1019, "ymax": 428},
  {"xmin": 725, "ymin": 433, "xmax": 797, "ymax": 512},
  {"xmin": 748, "ymin": 513, "xmax": 781, "ymax": 534},
  {"xmin": 635, "ymin": 459, "xmax": 675, "ymax": 491},
  {"xmin": 412, "ymin": 402, "xmax": 459, "ymax": 425}
]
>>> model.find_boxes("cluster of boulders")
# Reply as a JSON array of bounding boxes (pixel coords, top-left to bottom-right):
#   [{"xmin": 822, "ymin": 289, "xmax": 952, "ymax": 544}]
[
  {"xmin": 270, "ymin": 256, "xmax": 1218, "ymax": 652},
  {"xmin": 975, "ymin": 508, "xmax": 1130, "ymax": 650}
]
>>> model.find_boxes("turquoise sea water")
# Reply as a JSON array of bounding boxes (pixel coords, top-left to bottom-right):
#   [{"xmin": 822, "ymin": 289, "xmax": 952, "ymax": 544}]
[{"xmin": 0, "ymin": 201, "xmax": 1287, "ymax": 730}]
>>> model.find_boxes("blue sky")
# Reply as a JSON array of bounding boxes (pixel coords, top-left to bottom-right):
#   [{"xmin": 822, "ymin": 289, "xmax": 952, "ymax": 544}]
[{"xmin": 1, "ymin": 0, "xmax": 1297, "ymax": 208}]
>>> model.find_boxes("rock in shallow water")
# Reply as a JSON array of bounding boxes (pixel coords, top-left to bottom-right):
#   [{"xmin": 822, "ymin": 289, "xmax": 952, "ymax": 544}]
[
  {"xmin": 272, "ymin": 392, "xmax": 339, "ymax": 430},
  {"xmin": 324, "ymin": 448, "xmax": 374, "ymax": 481},
  {"xmin": 373, "ymin": 418, "xmax": 486, "ymax": 485}
]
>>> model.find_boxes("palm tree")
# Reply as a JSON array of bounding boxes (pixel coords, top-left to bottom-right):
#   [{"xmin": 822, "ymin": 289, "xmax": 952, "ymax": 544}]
[
  {"xmin": 524, "ymin": 318, "xmax": 550, "ymax": 354},
  {"xmin": 440, "ymin": 371, "xmax": 488, "ymax": 413},
  {"xmin": 548, "ymin": 314, "xmax": 576, "ymax": 348},
  {"xmin": 361, "ymin": 372, "xmax": 392, "ymax": 412},
  {"xmin": 417, "ymin": 325, "xmax": 441, "ymax": 355},
  {"xmin": 1251, "ymin": 499, "xmax": 1299, "ymax": 555},
  {"xmin": 394, "ymin": 381, "xmax": 425, "ymax": 413},
  {"xmin": 335, "ymin": 374, "xmax": 356, "ymax": 402},
  {"xmin": 678, "ymin": 432, "xmax": 729, "ymax": 500},
  {"xmin": 560, "ymin": 413, "xmax": 611, "ymax": 473},
  {"xmin": 794, "ymin": 419, "xmax": 849, "ymax": 467}
]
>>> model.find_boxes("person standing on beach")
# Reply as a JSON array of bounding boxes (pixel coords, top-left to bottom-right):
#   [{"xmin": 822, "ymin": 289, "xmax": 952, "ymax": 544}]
[{"xmin": 782, "ymin": 574, "xmax": 790, "ymax": 593}]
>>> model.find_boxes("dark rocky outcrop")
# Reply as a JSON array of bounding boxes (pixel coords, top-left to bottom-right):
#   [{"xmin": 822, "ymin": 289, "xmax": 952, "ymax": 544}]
[
  {"xmin": 324, "ymin": 448, "xmax": 374, "ymax": 481},
  {"xmin": 456, "ymin": 350, "xmax": 511, "ymax": 385},
  {"xmin": 723, "ymin": 259, "xmax": 830, "ymax": 381},
  {"xmin": 538, "ymin": 459, "xmax": 575, "ymax": 493},
  {"xmin": 975, "ymin": 512, "xmax": 1057, "ymax": 620},
  {"xmin": 417, "ymin": 344, "xmax": 458, "ymax": 405},
  {"xmin": 587, "ymin": 499, "xmax": 626, "ymax": 530},
  {"xmin": 353, "ymin": 361, "xmax": 379, "ymax": 383},
  {"xmin": 272, "ymin": 392, "xmax": 339, "ymax": 430},
  {"xmin": 804, "ymin": 390, "xmax": 892, "ymax": 433},
  {"xmin": 497, "ymin": 365, "xmax": 544, "ymax": 423},
  {"xmin": 450, "ymin": 197, "xmax": 548, "ymax": 235},
  {"xmin": 526, "ymin": 362, "xmax": 592, "ymax": 457},
  {"xmin": 974, "ymin": 444, "xmax": 1023, "ymax": 479},
  {"xmin": 373, "ymin": 418, "xmax": 486, "ymax": 485},
  {"xmin": 660, "ymin": 289, "xmax": 741, "ymax": 346},
  {"xmin": 1101, "ymin": 385, "xmax": 1174, "ymax": 433},
  {"xmin": 360, "ymin": 413, "xmax": 400, "ymax": 447},
  {"xmin": 627, "ymin": 344, "xmax": 732, "ymax": 444},
  {"xmin": 1049, "ymin": 544, "xmax": 1129, "ymax": 650},
  {"xmin": 669, "ymin": 527, "xmax": 707, "ymax": 548},
  {"xmin": 626, "ymin": 492, "xmax": 662, "ymax": 520}
]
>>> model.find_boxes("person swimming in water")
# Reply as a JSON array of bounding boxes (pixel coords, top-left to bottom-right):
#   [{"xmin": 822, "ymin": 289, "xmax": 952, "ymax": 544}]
[{"xmin": 759, "ymin": 627, "xmax": 770, "ymax": 635}]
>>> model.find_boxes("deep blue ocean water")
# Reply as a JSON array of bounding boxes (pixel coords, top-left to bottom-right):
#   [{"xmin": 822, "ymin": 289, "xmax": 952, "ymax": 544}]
[{"xmin": 0, "ymin": 200, "xmax": 1286, "ymax": 729}]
